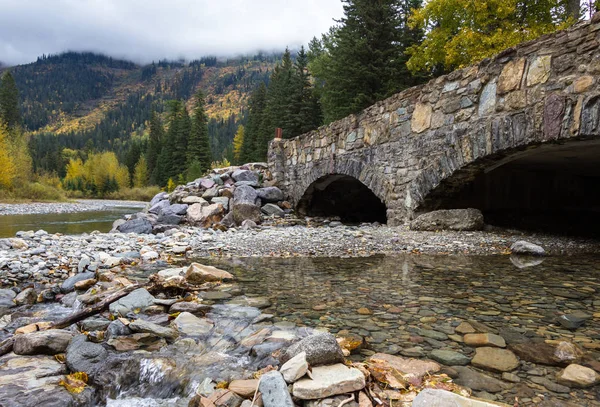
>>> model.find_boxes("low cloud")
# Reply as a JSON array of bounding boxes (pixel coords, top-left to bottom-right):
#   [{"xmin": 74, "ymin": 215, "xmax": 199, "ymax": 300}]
[{"xmin": 0, "ymin": 0, "xmax": 343, "ymax": 65}]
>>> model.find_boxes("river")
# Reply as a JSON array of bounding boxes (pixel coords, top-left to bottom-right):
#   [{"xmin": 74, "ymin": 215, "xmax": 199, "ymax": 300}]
[{"xmin": 0, "ymin": 202, "xmax": 145, "ymax": 237}]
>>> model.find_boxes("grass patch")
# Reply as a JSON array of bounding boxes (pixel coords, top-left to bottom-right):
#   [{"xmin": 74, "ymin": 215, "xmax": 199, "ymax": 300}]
[{"xmin": 0, "ymin": 182, "xmax": 68, "ymax": 203}]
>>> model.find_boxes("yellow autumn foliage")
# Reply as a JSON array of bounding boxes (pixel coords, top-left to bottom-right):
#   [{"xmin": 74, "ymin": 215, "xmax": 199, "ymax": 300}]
[{"xmin": 407, "ymin": 0, "xmax": 575, "ymax": 72}]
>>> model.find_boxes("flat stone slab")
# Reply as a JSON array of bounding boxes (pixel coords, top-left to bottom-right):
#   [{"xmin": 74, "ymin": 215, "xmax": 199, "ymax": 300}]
[
  {"xmin": 471, "ymin": 347, "xmax": 519, "ymax": 372},
  {"xmin": 368, "ymin": 353, "xmax": 440, "ymax": 380},
  {"xmin": 292, "ymin": 363, "xmax": 366, "ymax": 400},
  {"xmin": 413, "ymin": 389, "xmax": 512, "ymax": 406}
]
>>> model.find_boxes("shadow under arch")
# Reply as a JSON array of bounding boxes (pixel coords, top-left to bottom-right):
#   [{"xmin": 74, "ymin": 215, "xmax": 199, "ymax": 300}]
[
  {"xmin": 297, "ymin": 173, "xmax": 388, "ymax": 224},
  {"xmin": 412, "ymin": 138, "xmax": 600, "ymax": 236}
]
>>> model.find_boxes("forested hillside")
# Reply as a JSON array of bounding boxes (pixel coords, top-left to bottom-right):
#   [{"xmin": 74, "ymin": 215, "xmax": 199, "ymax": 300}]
[{"xmin": 8, "ymin": 52, "xmax": 279, "ymax": 176}]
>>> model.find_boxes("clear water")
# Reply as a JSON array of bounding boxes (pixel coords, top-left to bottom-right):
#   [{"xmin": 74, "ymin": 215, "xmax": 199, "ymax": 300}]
[
  {"xmin": 109, "ymin": 254, "xmax": 600, "ymax": 406},
  {"xmin": 0, "ymin": 206, "xmax": 143, "ymax": 237}
]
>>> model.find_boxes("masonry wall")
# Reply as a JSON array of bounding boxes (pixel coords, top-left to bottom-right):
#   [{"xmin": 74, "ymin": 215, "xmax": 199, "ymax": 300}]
[{"xmin": 269, "ymin": 15, "xmax": 600, "ymax": 225}]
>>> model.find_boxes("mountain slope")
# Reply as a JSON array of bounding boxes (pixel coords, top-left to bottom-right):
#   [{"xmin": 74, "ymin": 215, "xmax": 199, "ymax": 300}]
[{"xmin": 8, "ymin": 52, "xmax": 279, "ymax": 171}]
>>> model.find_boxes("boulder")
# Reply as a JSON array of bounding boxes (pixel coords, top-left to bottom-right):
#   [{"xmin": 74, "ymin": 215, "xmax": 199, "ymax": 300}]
[
  {"xmin": 150, "ymin": 192, "xmax": 169, "ymax": 206},
  {"xmin": 161, "ymin": 203, "xmax": 188, "ymax": 216},
  {"xmin": 169, "ymin": 302, "xmax": 210, "ymax": 315},
  {"xmin": 187, "ymin": 203, "xmax": 225, "ymax": 228},
  {"xmin": 413, "ymin": 389, "xmax": 511, "ymax": 406},
  {"xmin": 471, "ymin": 347, "xmax": 519, "ymax": 372},
  {"xmin": 292, "ymin": 363, "xmax": 366, "ymax": 400},
  {"xmin": 65, "ymin": 335, "xmax": 107, "ymax": 377},
  {"xmin": 109, "ymin": 288, "xmax": 155, "ymax": 316},
  {"xmin": 200, "ymin": 178, "xmax": 216, "ymax": 189},
  {"xmin": 281, "ymin": 333, "xmax": 345, "ymax": 367},
  {"xmin": 280, "ymin": 351, "xmax": 309, "ymax": 383},
  {"xmin": 232, "ymin": 169, "xmax": 259, "ymax": 183},
  {"xmin": 258, "ymin": 371, "xmax": 294, "ymax": 407},
  {"xmin": 117, "ymin": 218, "xmax": 153, "ymax": 234},
  {"xmin": 106, "ymin": 320, "xmax": 132, "ymax": 339},
  {"xmin": 262, "ymin": 203, "xmax": 285, "ymax": 217},
  {"xmin": 157, "ymin": 213, "xmax": 182, "ymax": 225},
  {"xmin": 13, "ymin": 330, "xmax": 73, "ymax": 355},
  {"xmin": 510, "ymin": 240, "xmax": 545, "ymax": 256},
  {"xmin": 211, "ymin": 197, "xmax": 230, "ymax": 211},
  {"xmin": 182, "ymin": 196, "xmax": 207, "ymax": 205},
  {"xmin": 510, "ymin": 341, "xmax": 582, "ymax": 366},
  {"xmin": 232, "ymin": 186, "xmax": 261, "ymax": 225},
  {"xmin": 410, "ymin": 208, "xmax": 484, "ymax": 231},
  {"xmin": 185, "ymin": 263, "xmax": 234, "ymax": 284},
  {"xmin": 148, "ymin": 199, "xmax": 170, "ymax": 215},
  {"xmin": 257, "ymin": 187, "xmax": 284, "ymax": 203},
  {"xmin": 558, "ymin": 312, "xmax": 591, "ymax": 330},
  {"xmin": 556, "ymin": 364, "xmax": 600, "ymax": 388}
]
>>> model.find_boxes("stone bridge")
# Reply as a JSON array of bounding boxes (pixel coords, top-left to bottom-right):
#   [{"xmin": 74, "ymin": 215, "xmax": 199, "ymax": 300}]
[{"xmin": 268, "ymin": 15, "xmax": 600, "ymax": 231}]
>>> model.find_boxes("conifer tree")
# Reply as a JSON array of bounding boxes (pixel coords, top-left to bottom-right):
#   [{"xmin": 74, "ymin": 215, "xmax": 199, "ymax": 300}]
[
  {"xmin": 240, "ymin": 83, "xmax": 267, "ymax": 163},
  {"xmin": 232, "ymin": 125, "xmax": 245, "ymax": 164},
  {"xmin": 171, "ymin": 104, "xmax": 190, "ymax": 177},
  {"xmin": 0, "ymin": 72, "xmax": 21, "ymax": 128},
  {"xmin": 187, "ymin": 91, "xmax": 212, "ymax": 173},
  {"xmin": 311, "ymin": 0, "xmax": 424, "ymax": 123},
  {"xmin": 147, "ymin": 110, "xmax": 164, "ymax": 185}
]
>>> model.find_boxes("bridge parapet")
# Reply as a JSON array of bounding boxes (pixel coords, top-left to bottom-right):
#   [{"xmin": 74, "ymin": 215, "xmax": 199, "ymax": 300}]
[{"xmin": 269, "ymin": 16, "xmax": 600, "ymax": 225}]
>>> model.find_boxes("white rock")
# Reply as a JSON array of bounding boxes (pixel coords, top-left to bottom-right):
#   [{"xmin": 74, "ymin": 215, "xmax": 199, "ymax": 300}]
[
  {"xmin": 292, "ymin": 363, "xmax": 365, "ymax": 400},
  {"xmin": 413, "ymin": 389, "xmax": 511, "ymax": 406},
  {"xmin": 557, "ymin": 364, "xmax": 600, "ymax": 388},
  {"xmin": 141, "ymin": 251, "xmax": 159, "ymax": 261},
  {"xmin": 281, "ymin": 351, "xmax": 309, "ymax": 383}
]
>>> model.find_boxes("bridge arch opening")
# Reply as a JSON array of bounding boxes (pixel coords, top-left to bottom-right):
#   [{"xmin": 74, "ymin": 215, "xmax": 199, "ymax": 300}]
[
  {"xmin": 419, "ymin": 140, "xmax": 600, "ymax": 236},
  {"xmin": 297, "ymin": 174, "xmax": 387, "ymax": 224}
]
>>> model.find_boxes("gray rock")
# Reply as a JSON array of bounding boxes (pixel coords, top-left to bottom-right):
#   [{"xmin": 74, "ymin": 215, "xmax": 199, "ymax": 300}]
[
  {"xmin": 281, "ymin": 333, "xmax": 345, "ymax": 367},
  {"xmin": 430, "ymin": 349, "xmax": 471, "ymax": 366},
  {"xmin": 65, "ymin": 335, "xmax": 108, "ymax": 377},
  {"xmin": 510, "ymin": 240, "xmax": 545, "ymax": 256},
  {"xmin": 61, "ymin": 272, "xmax": 96, "ymax": 294},
  {"xmin": 169, "ymin": 302, "xmax": 210, "ymax": 315},
  {"xmin": 157, "ymin": 213, "xmax": 182, "ymax": 225},
  {"xmin": 261, "ymin": 203, "xmax": 284, "ymax": 217},
  {"xmin": 14, "ymin": 287, "xmax": 37, "ymax": 305},
  {"xmin": 80, "ymin": 317, "xmax": 111, "ymax": 332},
  {"xmin": 292, "ymin": 363, "xmax": 366, "ymax": 400},
  {"xmin": 148, "ymin": 199, "xmax": 171, "ymax": 215},
  {"xmin": 257, "ymin": 187, "xmax": 284, "ymax": 203},
  {"xmin": 78, "ymin": 256, "xmax": 90, "ymax": 273},
  {"xmin": 235, "ymin": 180, "xmax": 260, "ymax": 188},
  {"xmin": 150, "ymin": 192, "xmax": 169, "ymax": 206},
  {"xmin": 13, "ymin": 330, "xmax": 73, "ymax": 355},
  {"xmin": 558, "ymin": 313, "xmax": 590, "ymax": 330},
  {"xmin": 106, "ymin": 320, "xmax": 132, "ymax": 339},
  {"xmin": 258, "ymin": 371, "xmax": 294, "ymax": 407},
  {"xmin": 453, "ymin": 366, "xmax": 508, "ymax": 393},
  {"xmin": 162, "ymin": 203, "xmax": 188, "ymax": 216},
  {"xmin": 411, "ymin": 208, "xmax": 484, "ymax": 231},
  {"xmin": 211, "ymin": 197, "xmax": 230, "ymax": 211},
  {"xmin": 117, "ymin": 218, "xmax": 153, "ymax": 234},
  {"xmin": 232, "ymin": 169, "xmax": 259, "ymax": 183},
  {"xmin": 232, "ymin": 186, "xmax": 261, "ymax": 225},
  {"xmin": 109, "ymin": 288, "xmax": 155, "ymax": 316},
  {"xmin": 129, "ymin": 319, "xmax": 179, "ymax": 341}
]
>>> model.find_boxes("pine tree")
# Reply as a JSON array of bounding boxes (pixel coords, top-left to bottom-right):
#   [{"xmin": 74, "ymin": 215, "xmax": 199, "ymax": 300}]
[
  {"xmin": 0, "ymin": 72, "xmax": 21, "ymax": 128},
  {"xmin": 240, "ymin": 83, "xmax": 267, "ymax": 163},
  {"xmin": 147, "ymin": 110, "xmax": 164, "ymax": 184},
  {"xmin": 160, "ymin": 100, "xmax": 182, "ymax": 184},
  {"xmin": 294, "ymin": 46, "xmax": 323, "ymax": 136},
  {"xmin": 187, "ymin": 91, "xmax": 212, "ymax": 173},
  {"xmin": 171, "ymin": 104, "xmax": 190, "ymax": 177},
  {"xmin": 312, "ymin": 0, "xmax": 424, "ymax": 123}
]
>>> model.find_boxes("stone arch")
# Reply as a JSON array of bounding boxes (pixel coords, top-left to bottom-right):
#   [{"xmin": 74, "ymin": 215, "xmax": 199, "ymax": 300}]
[
  {"xmin": 408, "ymin": 135, "xmax": 600, "ymax": 235},
  {"xmin": 292, "ymin": 154, "xmax": 392, "ymax": 223}
]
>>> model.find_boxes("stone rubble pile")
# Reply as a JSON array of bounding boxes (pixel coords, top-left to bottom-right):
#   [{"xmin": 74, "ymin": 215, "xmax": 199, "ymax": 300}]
[{"xmin": 113, "ymin": 163, "xmax": 293, "ymax": 235}]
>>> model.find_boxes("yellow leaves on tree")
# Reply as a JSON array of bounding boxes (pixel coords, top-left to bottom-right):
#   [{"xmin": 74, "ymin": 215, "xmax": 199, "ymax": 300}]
[
  {"xmin": 133, "ymin": 155, "xmax": 149, "ymax": 188},
  {"xmin": 232, "ymin": 125, "xmax": 244, "ymax": 164},
  {"xmin": 0, "ymin": 123, "xmax": 15, "ymax": 189},
  {"xmin": 407, "ymin": 0, "xmax": 575, "ymax": 73},
  {"xmin": 63, "ymin": 151, "xmax": 130, "ymax": 193}
]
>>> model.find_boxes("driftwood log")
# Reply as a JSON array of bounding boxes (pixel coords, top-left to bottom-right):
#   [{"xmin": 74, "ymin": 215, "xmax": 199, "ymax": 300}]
[{"xmin": 0, "ymin": 283, "xmax": 143, "ymax": 357}]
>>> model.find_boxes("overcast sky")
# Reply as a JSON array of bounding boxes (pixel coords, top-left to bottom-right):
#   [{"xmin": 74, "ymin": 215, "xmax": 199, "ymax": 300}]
[{"xmin": 0, "ymin": 0, "xmax": 344, "ymax": 66}]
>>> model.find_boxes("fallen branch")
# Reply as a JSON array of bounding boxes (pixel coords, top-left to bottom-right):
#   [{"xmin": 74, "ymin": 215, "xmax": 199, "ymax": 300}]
[
  {"xmin": 49, "ymin": 283, "xmax": 143, "ymax": 330},
  {"xmin": 338, "ymin": 395, "xmax": 355, "ymax": 407}
]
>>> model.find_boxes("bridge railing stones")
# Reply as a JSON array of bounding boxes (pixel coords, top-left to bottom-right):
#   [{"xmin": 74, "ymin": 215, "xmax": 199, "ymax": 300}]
[{"xmin": 268, "ymin": 14, "xmax": 600, "ymax": 226}]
